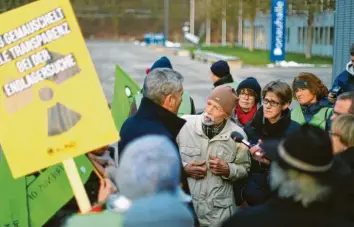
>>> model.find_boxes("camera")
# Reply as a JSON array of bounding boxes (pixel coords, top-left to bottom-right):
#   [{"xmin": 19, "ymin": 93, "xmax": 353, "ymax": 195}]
[{"xmin": 331, "ymin": 86, "xmax": 343, "ymax": 98}]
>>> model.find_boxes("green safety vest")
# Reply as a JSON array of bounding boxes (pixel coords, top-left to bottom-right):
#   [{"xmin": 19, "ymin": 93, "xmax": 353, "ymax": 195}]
[
  {"xmin": 111, "ymin": 65, "xmax": 141, "ymax": 132},
  {"xmin": 291, "ymin": 106, "xmax": 333, "ymax": 130},
  {"xmin": 135, "ymin": 91, "xmax": 192, "ymax": 117},
  {"xmin": 219, "ymin": 81, "xmax": 240, "ymax": 92}
]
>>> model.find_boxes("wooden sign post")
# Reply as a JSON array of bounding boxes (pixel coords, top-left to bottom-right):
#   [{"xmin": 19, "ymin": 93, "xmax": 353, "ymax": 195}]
[{"xmin": 63, "ymin": 158, "xmax": 91, "ymax": 213}]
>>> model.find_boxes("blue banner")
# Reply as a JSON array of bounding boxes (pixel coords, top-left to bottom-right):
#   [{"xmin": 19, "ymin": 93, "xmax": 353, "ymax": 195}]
[{"xmin": 270, "ymin": 0, "xmax": 287, "ymax": 62}]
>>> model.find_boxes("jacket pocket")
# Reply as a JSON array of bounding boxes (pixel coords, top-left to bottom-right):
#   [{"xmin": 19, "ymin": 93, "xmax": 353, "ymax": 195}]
[
  {"xmin": 210, "ymin": 197, "xmax": 234, "ymax": 221},
  {"xmin": 215, "ymin": 144, "xmax": 236, "ymax": 163},
  {"xmin": 180, "ymin": 146, "xmax": 203, "ymax": 163},
  {"xmin": 213, "ymin": 197, "xmax": 233, "ymax": 208}
]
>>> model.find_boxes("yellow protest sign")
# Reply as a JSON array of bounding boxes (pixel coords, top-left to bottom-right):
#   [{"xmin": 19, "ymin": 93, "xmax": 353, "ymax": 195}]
[{"xmin": 0, "ymin": 0, "xmax": 119, "ymax": 178}]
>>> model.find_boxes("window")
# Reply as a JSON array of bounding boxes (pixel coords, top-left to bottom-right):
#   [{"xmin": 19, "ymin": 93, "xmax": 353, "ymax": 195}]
[
  {"xmin": 330, "ymin": 27, "xmax": 334, "ymax": 45},
  {"xmin": 297, "ymin": 27, "xmax": 302, "ymax": 44},
  {"xmin": 302, "ymin": 27, "xmax": 307, "ymax": 44},
  {"xmin": 319, "ymin": 27, "xmax": 324, "ymax": 44},
  {"xmin": 313, "ymin": 27, "xmax": 324, "ymax": 45},
  {"xmin": 314, "ymin": 27, "xmax": 319, "ymax": 44},
  {"xmin": 287, "ymin": 27, "xmax": 290, "ymax": 44}
]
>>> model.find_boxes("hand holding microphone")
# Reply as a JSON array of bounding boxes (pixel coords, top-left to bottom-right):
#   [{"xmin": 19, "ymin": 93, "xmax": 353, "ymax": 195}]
[{"xmin": 230, "ymin": 131, "xmax": 270, "ymax": 165}]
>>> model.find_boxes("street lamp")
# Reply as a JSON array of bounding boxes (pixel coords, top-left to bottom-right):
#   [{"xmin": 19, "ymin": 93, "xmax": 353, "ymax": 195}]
[{"xmin": 190, "ymin": 0, "xmax": 195, "ymax": 35}]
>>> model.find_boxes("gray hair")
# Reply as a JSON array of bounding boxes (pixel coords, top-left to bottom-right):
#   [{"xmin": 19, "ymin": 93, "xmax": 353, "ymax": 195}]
[
  {"xmin": 143, "ymin": 68, "xmax": 184, "ymax": 105},
  {"xmin": 337, "ymin": 91, "xmax": 354, "ymax": 114}
]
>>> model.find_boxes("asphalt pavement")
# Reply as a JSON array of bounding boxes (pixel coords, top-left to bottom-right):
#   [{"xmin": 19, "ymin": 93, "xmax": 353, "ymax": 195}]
[{"xmin": 87, "ymin": 40, "xmax": 333, "ymax": 112}]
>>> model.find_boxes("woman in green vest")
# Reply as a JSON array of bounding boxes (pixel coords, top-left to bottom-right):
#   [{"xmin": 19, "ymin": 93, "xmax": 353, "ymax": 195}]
[{"xmin": 291, "ymin": 72, "xmax": 333, "ymax": 130}]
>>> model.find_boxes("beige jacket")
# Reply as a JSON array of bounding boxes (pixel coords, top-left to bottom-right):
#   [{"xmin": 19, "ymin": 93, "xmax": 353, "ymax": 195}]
[{"xmin": 177, "ymin": 115, "xmax": 251, "ymax": 227}]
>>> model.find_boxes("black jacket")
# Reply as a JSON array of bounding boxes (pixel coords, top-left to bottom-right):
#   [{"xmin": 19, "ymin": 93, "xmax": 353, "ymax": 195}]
[
  {"xmin": 118, "ymin": 97, "xmax": 186, "ymax": 155},
  {"xmin": 340, "ymin": 147, "xmax": 354, "ymax": 171},
  {"xmin": 118, "ymin": 97, "xmax": 199, "ymax": 226},
  {"xmin": 244, "ymin": 107, "xmax": 300, "ymax": 172},
  {"xmin": 222, "ymin": 196, "xmax": 352, "ymax": 227},
  {"xmin": 336, "ymin": 147, "xmax": 354, "ymax": 221},
  {"xmin": 240, "ymin": 107, "xmax": 300, "ymax": 206}
]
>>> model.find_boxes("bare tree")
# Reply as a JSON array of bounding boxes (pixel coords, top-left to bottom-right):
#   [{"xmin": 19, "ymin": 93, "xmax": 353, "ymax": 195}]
[{"xmin": 225, "ymin": 0, "xmax": 241, "ymax": 47}]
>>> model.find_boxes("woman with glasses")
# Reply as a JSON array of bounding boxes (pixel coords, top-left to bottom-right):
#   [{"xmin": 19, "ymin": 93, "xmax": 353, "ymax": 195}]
[
  {"xmin": 232, "ymin": 77, "xmax": 261, "ymax": 127},
  {"xmin": 241, "ymin": 80, "xmax": 301, "ymax": 207},
  {"xmin": 291, "ymin": 72, "xmax": 333, "ymax": 130}
]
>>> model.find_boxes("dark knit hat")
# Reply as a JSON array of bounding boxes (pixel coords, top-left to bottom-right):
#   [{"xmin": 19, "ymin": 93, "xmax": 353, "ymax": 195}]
[
  {"xmin": 276, "ymin": 124, "xmax": 334, "ymax": 176},
  {"xmin": 146, "ymin": 56, "xmax": 173, "ymax": 74},
  {"xmin": 237, "ymin": 77, "xmax": 262, "ymax": 102},
  {"xmin": 207, "ymin": 86, "xmax": 237, "ymax": 115},
  {"xmin": 210, "ymin": 60, "xmax": 231, "ymax": 78}
]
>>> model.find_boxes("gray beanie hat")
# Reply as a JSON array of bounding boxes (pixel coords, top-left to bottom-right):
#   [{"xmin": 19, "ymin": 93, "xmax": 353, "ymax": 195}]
[{"xmin": 115, "ymin": 135, "xmax": 180, "ymax": 201}]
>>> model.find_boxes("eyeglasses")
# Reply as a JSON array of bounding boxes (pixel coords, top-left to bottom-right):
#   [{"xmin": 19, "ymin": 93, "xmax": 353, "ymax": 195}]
[
  {"xmin": 238, "ymin": 92, "xmax": 255, "ymax": 99},
  {"xmin": 262, "ymin": 98, "xmax": 280, "ymax": 107},
  {"xmin": 329, "ymin": 131, "xmax": 341, "ymax": 137}
]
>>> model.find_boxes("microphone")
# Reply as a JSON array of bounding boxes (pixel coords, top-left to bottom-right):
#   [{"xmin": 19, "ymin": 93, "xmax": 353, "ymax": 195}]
[
  {"xmin": 230, "ymin": 131, "xmax": 262, "ymax": 156},
  {"xmin": 230, "ymin": 131, "xmax": 251, "ymax": 148}
]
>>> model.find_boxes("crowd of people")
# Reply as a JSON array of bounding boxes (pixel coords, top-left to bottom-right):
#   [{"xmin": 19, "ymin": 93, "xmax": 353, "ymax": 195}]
[{"xmin": 60, "ymin": 46, "xmax": 354, "ymax": 227}]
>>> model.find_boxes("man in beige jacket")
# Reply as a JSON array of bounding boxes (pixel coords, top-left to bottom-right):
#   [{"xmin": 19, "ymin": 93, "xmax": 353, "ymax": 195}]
[{"xmin": 177, "ymin": 86, "xmax": 251, "ymax": 227}]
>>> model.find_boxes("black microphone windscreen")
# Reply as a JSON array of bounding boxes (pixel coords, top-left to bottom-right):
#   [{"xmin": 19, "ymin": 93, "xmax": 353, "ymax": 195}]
[{"xmin": 230, "ymin": 131, "xmax": 244, "ymax": 143}]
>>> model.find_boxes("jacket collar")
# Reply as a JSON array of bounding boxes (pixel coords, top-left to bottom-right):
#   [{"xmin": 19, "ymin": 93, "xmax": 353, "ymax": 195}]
[
  {"xmin": 301, "ymin": 98, "xmax": 333, "ymax": 114},
  {"xmin": 213, "ymin": 75, "xmax": 234, "ymax": 87},
  {"xmin": 250, "ymin": 106, "xmax": 291, "ymax": 137},
  {"xmin": 194, "ymin": 115, "xmax": 234, "ymax": 141},
  {"xmin": 137, "ymin": 97, "xmax": 186, "ymax": 138}
]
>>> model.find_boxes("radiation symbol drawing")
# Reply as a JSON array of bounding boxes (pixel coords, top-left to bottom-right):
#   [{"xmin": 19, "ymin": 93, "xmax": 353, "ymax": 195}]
[
  {"xmin": 44, "ymin": 52, "xmax": 81, "ymax": 136},
  {"xmin": 4, "ymin": 51, "xmax": 82, "ymax": 136}
]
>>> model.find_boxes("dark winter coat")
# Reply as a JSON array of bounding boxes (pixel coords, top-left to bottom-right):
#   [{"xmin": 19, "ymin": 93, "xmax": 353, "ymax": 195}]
[
  {"xmin": 118, "ymin": 97, "xmax": 186, "ymax": 155},
  {"xmin": 222, "ymin": 196, "xmax": 352, "ymax": 227},
  {"xmin": 331, "ymin": 70, "xmax": 354, "ymax": 93},
  {"xmin": 240, "ymin": 107, "xmax": 300, "ymax": 206},
  {"xmin": 336, "ymin": 147, "xmax": 354, "ymax": 221}
]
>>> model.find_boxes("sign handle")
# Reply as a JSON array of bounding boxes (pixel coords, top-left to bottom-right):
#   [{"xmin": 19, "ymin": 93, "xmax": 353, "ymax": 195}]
[{"xmin": 63, "ymin": 158, "xmax": 91, "ymax": 213}]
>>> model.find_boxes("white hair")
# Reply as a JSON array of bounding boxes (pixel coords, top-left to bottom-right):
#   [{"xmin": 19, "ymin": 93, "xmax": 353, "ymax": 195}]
[{"xmin": 270, "ymin": 162, "xmax": 332, "ymax": 207}]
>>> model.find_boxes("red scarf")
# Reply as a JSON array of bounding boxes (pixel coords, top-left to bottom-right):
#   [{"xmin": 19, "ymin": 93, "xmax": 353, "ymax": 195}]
[{"xmin": 235, "ymin": 103, "xmax": 257, "ymax": 126}]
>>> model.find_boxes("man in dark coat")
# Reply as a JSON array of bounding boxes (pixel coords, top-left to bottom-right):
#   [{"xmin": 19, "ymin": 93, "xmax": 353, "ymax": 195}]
[
  {"xmin": 118, "ymin": 68, "xmax": 186, "ymax": 154},
  {"xmin": 117, "ymin": 68, "xmax": 199, "ymax": 226},
  {"xmin": 223, "ymin": 124, "xmax": 352, "ymax": 227}
]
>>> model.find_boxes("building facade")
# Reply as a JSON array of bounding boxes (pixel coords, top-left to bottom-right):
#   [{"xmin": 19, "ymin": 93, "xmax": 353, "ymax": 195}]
[
  {"xmin": 332, "ymin": 0, "xmax": 354, "ymax": 79},
  {"xmin": 241, "ymin": 11, "xmax": 335, "ymax": 57}
]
